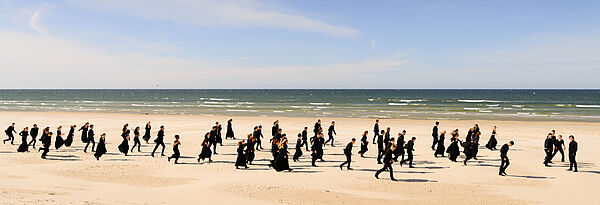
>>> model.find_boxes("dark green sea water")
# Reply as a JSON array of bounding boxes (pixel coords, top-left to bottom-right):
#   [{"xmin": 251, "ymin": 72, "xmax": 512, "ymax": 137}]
[{"xmin": 0, "ymin": 89, "xmax": 599, "ymax": 121}]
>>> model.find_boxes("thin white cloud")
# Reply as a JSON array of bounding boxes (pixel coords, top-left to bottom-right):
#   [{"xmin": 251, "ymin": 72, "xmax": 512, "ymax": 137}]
[
  {"xmin": 67, "ymin": 0, "xmax": 359, "ymax": 36},
  {"xmin": 28, "ymin": 9, "xmax": 49, "ymax": 36}
]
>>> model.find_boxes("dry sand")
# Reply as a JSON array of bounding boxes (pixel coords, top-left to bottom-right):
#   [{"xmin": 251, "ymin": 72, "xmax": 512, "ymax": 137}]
[{"xmin": 0, "ymin": 111, "xmax": 599, "ymax": 204}]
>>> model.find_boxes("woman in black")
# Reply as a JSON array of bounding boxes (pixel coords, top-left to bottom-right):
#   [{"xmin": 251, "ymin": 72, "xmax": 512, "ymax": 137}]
[
  {"xmin": 168, "ymin": 135, "xmax": 181, "ymax": 164},
  {"xmin": 358, "ymin": 131, "xmax": 369, "ymax": 157},
  {"xmin": 447, "ymin": 138, "xmax": 460, "ymax": 162},
  {"xmin": 131, "ymin": 127, "xmax": 141, "ymax": 153},
  {"xmin": 216, "ymin": 123, "xmax": 223, "ymax": 146},
  {"xmin": 37, "ymin": 128, "xmax": 49, "ymax": 152},
  {"xmin": 28, "ymin": 124, "xmax": 39, "ymax": 149},
  {"xmin": 94, "ymin": 133, "xmax": 107, "ymax": 160},
  {"xmin": 394, "ymin": 130, "xmax": 406, "ymax": 161},
  {"xmin": 17, "ymin": 127, "xmax": 29, "ymax": 152},
  {"xmin": 246, "ymin": 134, "xmax": 255, "ymax": 164},
  {"xmin": 274, "ymin": 136, "xmax": 292, "ymax": 172},
  {"xmin": 142, "ymin": 121, "xmax": 151, "ymax": 143},
  {"xmin": 226, "ymin": 119, "xmax": 235, "ymax": 139},
  {"xmin": 486, "ymin": 126, "xmax": 498, "ymax": 150},
  {"xmin": 293, "ymin": 133, "xmax": 303, "ymax": 162},
  {"xmin": 235, "ymin": 140, "xmax": 248, "ymax": 169},
  {"xmin": 451, "ymin": 129, "xmax": 459, "ymax": 142},
  {"xmin": 118, "ymin": 126, "xmax": 130, "ymax": 156},
  {"xmin": 197, "ymin": 133, "xmax": 213, "ymax": 163},
  {"xmin": 79, "ymin": 122, "xmax": 89, "ymax": 143},
  {"xmin": 555, "ymin": 135, "xmax": 566, "ymax": 162},
  {"xmin": 64, "ymin": 125, "xmax": 76, "ymax": 147},
  {"xmin": 40, "ymin": 131, "xmax": 52, "ymax": 159},
  {"xmin": 435, "ymin": 131, "xmax": 446, "ymax": 157},
  {"xmin": 55, "ymin": 126, "xmax": 65, "ymax": 150}
]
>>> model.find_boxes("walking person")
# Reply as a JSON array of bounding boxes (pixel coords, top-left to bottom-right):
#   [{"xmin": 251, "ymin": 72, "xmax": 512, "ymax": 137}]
[
  {"xmin": 28, "ymin": 124, "xmax": 39, "ymax": 149},
  {"xmin": 339, "ymin": 138, "xmax": 356, "ymax": 170},
  {"xmin": 168, "ymin": 135, "xmax": 182, "ymax": 164},
  {"xmin": 3, "ymin": 122, "xmax": 17, "ymax": 145},
  {"xmin": 567, "ymin": 135, "xmax": 578, "ymax": 172},
  {"xmin": 431, "ymin": 121, "xmax": 439, "ymax": 150},
  {"xmin": 151, "ymin": 126, "xmax": 166, "ymax": 157},
  {"xmin": 499, "ymin": 141, "xmax": 514, "ymax": 176},
  {"xmin": 375, "ymin": 144, "xmax": 397, "ymax": 181},
  {"xmin": 400, "ymin": 137, "xmax": 416, "ymax": 168},
  {"xmin": 84, "ymin": 125, "xmax": 95, "ymax": 153},
  {"xmin": 325, "ymin": 121, "xmax": 336, "ymax": 146}
]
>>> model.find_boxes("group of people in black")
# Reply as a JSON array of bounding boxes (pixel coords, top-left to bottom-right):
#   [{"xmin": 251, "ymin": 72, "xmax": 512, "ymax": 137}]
[{"xmin": 2, "ymin": 118, "xmax": 582, "ymax": 180}]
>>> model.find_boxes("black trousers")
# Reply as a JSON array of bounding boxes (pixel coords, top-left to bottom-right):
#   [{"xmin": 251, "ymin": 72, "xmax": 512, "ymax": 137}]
[
  {"xmin": 152, "ymin": 141, "xmax": 165, "ymax": 155},
  {"xmin": 431, "ymin": 135, "xmax": 438, "ymax": 149},
  {"xmin": 84, "ymin": 138, "xmax": 95, "ymax": 152},
  {"xmin": 543, "ymin": 149, "xmax": 552, "ymax": 165},
  {"xmin": 325, "ymin": 134, "xmax": 334, "ymax": 146},
  {"xmin": 3, "ymin": 133, "xmax": 14, "ymax": 144},
  {"xmin": 401, "ymin": 153, "xmax": 413, "ymax": 166},
  {"xmin": 41, "ymin": 144, "xmax": 50, "ymax": 158},
  {"xmin": 131, "ymin": 138, "xmax": 141, "ymax": 152},
  {"xmin": 569, "ymin": 154, "xmax": 577, "ymax": 170},
  {"xmin": 256, "ymin": 138, "xmax": 263, "ymax": 149},
  {"xmin": 376, "ymin": 143, "xmax": 384, "ymax": 163},
  {"xmin": 500, "ymin": 157, "xmax": 510, "ymax": 174},
  {"xmin": 302, "ymin": 139, "xmax": 309, "ymax": 151},
  {"xmin": 28, "ymin": 136, "xmax": 37, "ymax": 148},
  {"xmin": 553, "ymin": 148, "xmax": 565, "ymax": 162},
  {"xmin": 340, "ymin": 154, "xmax": 351, "ymax": 168},
  {"xmin": 375, "ymin": 162, "xmax": 395, "ymax": 180}
]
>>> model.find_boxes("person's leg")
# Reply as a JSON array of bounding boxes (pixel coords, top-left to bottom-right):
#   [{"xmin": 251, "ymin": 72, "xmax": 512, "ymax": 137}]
[
  {"xmin": 160, "ymin": 142, "xmax": 165, "ymax": 155},
  {"xmin": 347, "ymin": 155, "xmax": 352, "ymax": 169},
  {"xmin": 499, "ymin": 158, "xmax": 505, "ymax": 174},
  {"xmin": 409, "ymin": 154, "xmax": 414, "ymax": 167},
  {"xmin": 504, "ymin": 158, "xmax": 510, "ymax": 173},
  {"xmin": 375, "ymin": 165, "xmax": 385, "ymax": 178},
  {"xmin": 304, "ymin": 140, "xmax": 309, "ymax": 151},
  {"xmin": 84, "ymin": 141, "xmax": 90, "ymax": 152},
  {"xmin": 388, "ymin": 164, "xmax": 395, "ymax": 180},
  {"xmin": 212, "ymin": 142, "xmax": 217, "ymax": 154},
  {"xmin": 151, "ymin": 143, "xmax": 159, "ymax": 156},
  {"xmin": 91, "ymin": 140, "xmax": 96, "ymax": 152},
  {"xmin": 559, "ymin": 149, "xmax": 565, "ymax": 162}
]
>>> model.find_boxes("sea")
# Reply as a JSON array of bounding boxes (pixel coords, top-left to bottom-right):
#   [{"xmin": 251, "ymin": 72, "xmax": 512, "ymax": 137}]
[{"xmin": 0, "ymin": 89, "xmax": 599, "ymax": 122}]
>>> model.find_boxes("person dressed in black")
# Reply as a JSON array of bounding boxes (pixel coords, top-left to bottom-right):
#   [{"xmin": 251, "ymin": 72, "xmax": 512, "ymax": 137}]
[
  {"xmin": 118, "ymin": 129, "xmax": 130, "ymax": 156},
  {"xmin": 325, "ymin": 121, "xmax": 336, "ymax": 146},
  {"xmin": 28, "ymin": 124, "xmax": 39, "ymax": 149},
  {"xmin": 197, "ymin": 133, "xmax": 213, "ymax": 163},
  {"xmin": 313, "ymin": 119, "xmax": 322, "ymax": 137},
  {"xmin": 375, "ymin": 144, "xmax": 397, "ymax": 181},
  {"xmin": 151, "ymin": 126, "xmax": 166, "ymax": 157},
  {"xmin": 567, "ymin": 135, "xmax": 578, "ymax": 172},
  {"xmin": 311, "ymin": 133, "xmax": 325, "ymax": 167},
  {"xmin": 383, "ymin": 128, "xmax": 391, "ymax": 152},
  {"xmin": 271, "ymin": 138, "xmax": 280, "ymax": 162},
  {"xmin": 274, "ymin": 136, "xmax": 292, "ymax": 172},
  {"xmin": 40, "ymin": 131, "xmax": 53, "ymax": 159},
  {"xmin": 209, "ymin": 126, "xmax": 219, "ymax": 154},
  {"xmin": 226, "ymin": 119, "xmax": 235, "ymax": 139},
  {"xmin": 246, "ymin": 134, "xmax": 256, "ymax": 164},
  {"xmin": 37, "ymin": 127, "xmax": 49, "ymax": 152},
  {"xmin": 466, "ymin": 127, "xmax": 474, "ymax": 142},
  {"xmin": 142, "ymin": 121, "xmax": 152, "ymax": 143},
  {"xmin": 168, "ymin": 135, "xmax": 181, "ymax": 164},
  {"xmin": 84, "ymin": 125, "xmax": 95, "ymax": 153},
  {"xmin": 400, "ymin": 137, "xmax": 416, "ymax": 168},
  {"xmin": 462, "ymin": 140, "xmax": 476, "ymax": 165},
  {"xmin": 293, "ymin": 133, "xmax": 303, "ymax": 162},
  {"xmin": 543, "ymin": 133, "xmax": 554, "ymax": 167},
  {"xmin": 431, "ymin": 121, "xmax": 439, "ymax": 150},
  {"xmin": 54, "ymin": 126, "xmax": 65, "ymax": 150},
  {"xmin": 447, "ymin": 138, "xmax": 461, "ymax": 162},
  {"xmin": 302, "ymin": 127, "xmax": 309, "ymax": 151},
  {"xmin": 499, "ymin": 141, "xmax": 514, "ymax": 176},
  {"xmin": 271, "ymin": 121, "xmax": 279, "ymax": 141},
  {"xmin": 79, "ymin": 122, "xmax": 89, "ymax": 144},
  {"xmin": 553, "ymin": 135, "xmax": 566, "ymax": 162},
  {"xmin": 64, "ymin": 125, "xmax": 76, "ymax": 147},
  {"xmin": 17, "ymin": 127, "xmax": 29, "ymax": 152},
  {"xmin": 235, "ymin": 140, "xmax": 248, "ymax": 169},
  {"xmin": 216, "ymin": 122, "xmax": 223, "ymax": 146},
  {"xmin": 94, "ymin": 133, "xmax": 107, "ymax": 160},
  {"xmin": 451, "ymin": 129, "xmax": 459, "ymax": 142},
  {"xmin": 274, "ymin": 128, "xmax": 283, "ymax": 142},
  {"xmin": 3, "ymin": 122, "xmax": 17, "ymax": 145},
  {"xmin": 434, "ymin": 131, "xmax": 446, "ymax": 157},
  {"xmin": 372, "ymin": 119, "xmax": 380, "ymax": 144},
  {"xmin": 486, "ymin": 126, "xmax": 498, "ymax": 150},
  {"xmin": 393, "ymin": 130, "xmax": 406, "ymax": 161},
  {"xmin": 340, "ymin": 138, "xmax": 356, "ymax": 170},
  {"xmin": 358, "ymin": 131, "xmax": 369, "ymax": 157},
  {"xmin": 256, "ymin": 125, "xmax": 264, "ymax": 150},
  {"xmin": 131, "ymin": 127, "xmax": 141, "ymax": 153},
  {"xmin": 376, "ymin": 130, "xmax": 385, "ymax": 164}
]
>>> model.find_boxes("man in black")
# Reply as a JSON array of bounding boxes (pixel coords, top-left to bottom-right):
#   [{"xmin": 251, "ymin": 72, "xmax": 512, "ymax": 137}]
[
  {"xmin": 383, "ymin": 127, "xmax": 391, "ymax": 151},
  {"xmin": 29, "ymin": 124, "xmax": 39, "ymax": 149},
  {"xmin": 339, "ymin": 138, "xmax": 356, "ymax": 170},
  {"xmin": 394, "ymin": 130, "xmax": 406, "ymax": 161},
  {"xmin": 3, "ymin": 123, "xmax": 17, "ymax": 145},
  {"xmin": 400, "ymin": 137, "xmax": 416, "ymax": 168},
  {"xmin": 376, "ymin": 130, "xmax": 385, "ymax": 164},
  {"xmin": 553, "ymin": 135, "xmax": 566, "ymax": 162},
  {"xmin": 375, "ymin": 144, "xmax": 397, "ymax": 181},
  {"xmin": 257, "ymin": 125, "xmax": 264, "ymax": 150},
  {"xmin": 462, "ymin": 140, "xmax": 476, "ymax": 165},
  {"xmin": 325, "ymin": 121, "xmax": 336, "ymax": 146},
  {"xmin": 40, "ymin": 131, "xmax": 53, "ymax": 159},
  {"xmin": 84, "ymin": 125, "xmax": 95, "ymax": 153},
  {"xmin": 252, "ymin": 126, "xmax": 261, "ymax": 150},
  {"xmin": 543, "ymin": 133, "xmax": 554, "ymax": 166},
  {"xmin": 567, "ymin": 135, "xmax": 578, "ymax": 172},
  {"xmin": 271, "ymin": 120, "xmax": 279, "ymax": 141},
  {"xmin": 372, "ymin": 119, "xmax": 379, "ymax": 144},
  {"xmin": 431, "ymin": 121, "xmax": 439, "ymax": 150},
  {"xmin": 499, "ymin": 141, "xmax": 514, "ymax": 176},
  {"xmin": 302, "ymin": 127, "xmax": 309, "ymax": 151},
  {"xmin": 209, "ymin": 126, "xmax": 218, "ymax": 154},
  {"xmin": 311, "ymin": 133, "xmax": 325, "ymax": 167},
  {"xmin": 151, "ymin": 126, "xmax": 166, "ymax": 157}
]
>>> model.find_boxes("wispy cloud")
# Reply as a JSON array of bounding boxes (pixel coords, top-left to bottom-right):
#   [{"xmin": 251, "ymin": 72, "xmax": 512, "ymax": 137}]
[
  {"xmin": 67, "ymin": 0, "xmax": 359, "ymax": 36},
  {"xmin": 370, "ymin": 39, "xmax": 376, "ymax": 50},
  {"xmin": 28, "ymin": 8, "xmax": 49, "ymax": 36}
]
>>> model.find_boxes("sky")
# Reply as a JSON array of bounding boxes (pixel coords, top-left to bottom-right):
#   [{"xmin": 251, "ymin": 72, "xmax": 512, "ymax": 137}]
[{"xmin": 0, "ymin": 0, "xmax": 599, "ymax": 89}]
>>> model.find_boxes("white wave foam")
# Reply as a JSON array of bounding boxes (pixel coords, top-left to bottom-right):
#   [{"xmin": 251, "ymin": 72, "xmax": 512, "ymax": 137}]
[
  {"xmin": 388, "ymin": 103, "xmax": 407, "ymax": 106},
  {"xmin": 309, "ymin": 102, "xmax": 331, "ymax": 105},
  {"xmin": 209, "ymin": 98, "xmax": 232, "ymax": 101},
  {"xmin": 227, "ymin": 109, "xmax": 258, "ymax": 112},
  {"xmin": 464, "ymin": 108, "xmax": 481, "ymax": 110},
  {"xmin": 576, "ymin": 105, "xmax": 600, "ymax": 108},
  {"xmin": 458, "ymin": 99, "xmax": 502, "ymax": 103}
]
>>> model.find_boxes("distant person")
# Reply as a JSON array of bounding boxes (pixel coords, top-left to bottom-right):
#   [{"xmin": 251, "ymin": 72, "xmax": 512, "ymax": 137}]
[
  {"xmin": 79, "ymin": 122, "xmax": 89, "ymax": 144},
  {"xmin": 462, "ymin": 139, "xmax": 476, "ymax": 165},
  {"xmin": 339, "ymin": 138, "xmax": 356, "ymax": 170},
  {"xmin": 394, "ymin": 130, "xmax": 406, "ymax": 161},
  {"xmin": 293, "ymin": 133, "xmax": 303, "ymax": 162},
  {"xmin": 358, "ymin": 131, "xmax": 369, "ymax": 157},
  {"xmin": 235, "ymin": 140, "xmax": 248, "ymax": 169},
  {"xmin": 151, "ymin": 125, "xmax": 166, "ymax": 157},
  {"xmin": 313, "ymin": 119, "xmax": 322, "ymax": 137},
  {"xmin": 64, "ymin": 125, "xmax": 76, "ymax": 147},
  {"xmin": 271, "ymin": 120, "xmax": 279, "ymax": 140},
  {"xmin": 131, "ymin": 126, "xmax": 141, "ymax": 153},
  {"xmin": 499, "ymin": 141, "xmax": 514, "ymax": 176},
  {"xmin": 431, "ymin": 121, "xmax": 439, "ymax": 150},
  {"xmin": 400, "ymin": 137, "xmax": 416, "ymax": 168},
  {"xmin": 246, "ymin": 134, "xmax": 256, "ymax": 164},
  {"xmin": 486, "ymin": 126, "xmax": 498, "ymax": 150},
  {"xmin": 567, "ymin": 135, "xmax": 578, "ymax": 172},
  {"xmin": 376, "ymin": 130, "xmax": 385, "ymax": 164},
  {"xmin": 274, "ymin": 137, "xmax": 292, "ymax": 172},
  {"xmin": 553, "ymin": 135, "xmax": 566, "ymax": 162},
  {"xmin": 372, "ymin": 119, "xmax": 380, "ymax": 144},
  {"xmin": 168, "ymin": 135, "xmax": 181, "ymax": 164},
  {"xmin": 383, "ymin": 127, "xmax": 391, "ymax": 152},
  {"xmin": 142, "ymin": 121, "xmax": 152, "ymax": 143},
  {"xmin": 17, "ymin": 127, "xmax": 29, "ymax": 152},
  {"xmin": 447, "ymin": 138, "xmax": 460, "ymax": 162},
  {"xmin": 434, "ymin": 131, "xmax": 446, "ymax": 157},
  {"xmin": 197, "ymin": 133, "xmax": 213, "ymax": 163},
  {"xmin": 40, "ymin": 131, "xmax": 53, "ymax": 159},
  {"xmin": 3, "ymin": 122, "xmax": 17, "ymax": 144},
  {"xmin": 311, "ymin": 133, "xmax": 325, "ymax": 167},
  {"xmin": 216, "ymin": 122, "xmax": 223, "ymax": 146},
  {"xmin": 226, "ymin": 119, "xmax": 235, "ymax": 139},
  {"xmin": 94, "ymin": 133, "xmax": 107, "ymax": 160},
  {"xmin": 302, "ymin": 127, "xmax": 309, "ymax": 151},
  {"xmin": 54, "ymin": 126, "xmax": 65, "ymax": 150},
  {"xmin": 543, "ymin": 133, "xmax": 554, "ymax": 167},
  {"xmin": 118, "ymin": 128, "xmax": 130, "ymax": 156},
  {"xmin": 375, "ymin": 144, "xmax": 397, "ymax": 181},
  {"xmin": 325, "ymin": 121, "xmax": 336, "ymax": 146},
  {"xmin": 84, "ymin": 125, "xmax": 95, "ymax": 153},
  {"xmin": 209, "ymin": 126, "xmax": 218, "ymax": 154},
  {"xmin": 256, "ymin": 125, "xmax": 264, "ymax": 150},
  {"xmin": 28, "ymin": 124, "xmax": 39, "ymax": 149}
]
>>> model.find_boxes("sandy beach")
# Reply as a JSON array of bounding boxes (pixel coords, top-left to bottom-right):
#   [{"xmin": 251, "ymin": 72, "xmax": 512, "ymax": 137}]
[{"xmin": 0, "ymin": 111, "xmax": 599, "ymax": 204}]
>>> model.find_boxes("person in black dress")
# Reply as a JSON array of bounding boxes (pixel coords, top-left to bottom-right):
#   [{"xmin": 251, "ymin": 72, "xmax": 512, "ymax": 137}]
[
  {"xmin": 394, "ymin": 130, "xmax": 406, "ymax": 161},
  {"xmin": 118, "ymin": 128, "xmax": 130, "ymax": 156},
  {"xmin": 567, "ymin": 135, "xmax": 578, "ymax": 172},
  {"xmin": 434, "ymin": 131, "xmax": 446, "ymax": 157},
  {"xmin": 17, "ymin": 127, "xmax": 29, "ymax": 152},
  {"xmin": 3, "ymin": 122, "xmax": 17, "ymax": 145},
  {"xmin": 462, "ymin": 140, "xmax": 476, "ymax": 166},
  {"xmin": 168, "ymin": 135, "xmax": 181, "ymax": 164},
  {"xmin": 400, "ymin": 137, "xmax": 416, "ymax": 168},
  {"xmin": 64, "ymin": 125, "xmax": 76, "ymax": 147},
  {"xmin": 473, "ymin": 131, "xmax": 481, "ymax": 159},
  {"xmin": 376, "ymin": 130, "xmax": 385, "ymax": 164},
  {"xmin": 274, "ymin": 136, "xmax": 292, "ymax": 172},
  {"xmin": 447, "ymin": 138, "xmax": 460, "ymax": 162},
  {"xmin": 40, "ymin": 131, "xmax": 52, "ymax": 159},
  {"xmin": 131, "ymin": 127, "xmax": 141, "ymax": 153},
  {"xmin": 499, "ymin": 141, "xmax": 514, "ymax": 176},
  {"xmin": 339, "ymin": 138, "xmax": 356, "ymax": 170},
  {"xmin": 431, "ymin": 121, "xmax": 439, "ymax": 150},
  {"xmin": 54, "ymin": 126, "xmax": 65, "ymax": 150},
  {"xmin": 372, "ymin": 119, "xmax": 379, "ymax": 144},
  {"xmin": 94, "ymin": 133, "xmax": 107, "ymax": 160},
  {"xmin": 235, "ymin": 140, "xmax": 248, "ymax": 169},
  {"xmin": 543, "ymin": 133, "xmax": 554, "ymax": 167},
  {"xmin": 197, "ymin": 133, "xmax": 213, "ymax": 163},
  {"xmin": 486, "ymin": 126, "xmax": 498, "ymax": 150},
  {"xmin": 293, "ymin": 133, "xmax": 303, "ymax": 162},
  {"xmin": 28, "ymin": 124, "xmax": 39, "ymax": 149},
  {"xmin": 358, "ymin": 131, "xmax": 369, "ymax": 157},
  {"xmin": 325, "ymin": 121, "xmax": 336, "ymax": 146},
  {"xmin": 246, "ymin": 134, "xmax": 256, "ymax": 164},
  {"xmin": 301, "ymin": 127, "xmax": 309, "ymax": 151},
  {"xmin": 554, "ymin": 135, "xmax": 566, "ymax": 162},
  {"xmin": 375, "ymin": 144, "xmax": 397, "ymax": 181},
  {"xmin": 226, "ymin": 119, "xmax": 235, "ymax": 139},
  {"xmin": 151, "ymin": 125, "xmax": 166, "ymax": 157},
  {"xmin": 79, "ymin": 122, "xmax": 89, "ymax": 143},
  {"xmin": 84, "ymin": 125, "xmax": 95, "ymax": 153},
  {"xmin": 466, "ymin": 127, "xmax": 474, "ymax": 142},
  {"xmin": 142, "ymin": 121, "xmax": 152, "ymax": 143},
  {"xmin": 451, "ymin": 129, "xmax": 459, "ymax": 142},
  {"xmin": 216, "ymin": 122, "xmax": 223, "ymax": 146},
  {"xmin": 313, "ymin": 119, "xmax": 322, "ymax": 138}
]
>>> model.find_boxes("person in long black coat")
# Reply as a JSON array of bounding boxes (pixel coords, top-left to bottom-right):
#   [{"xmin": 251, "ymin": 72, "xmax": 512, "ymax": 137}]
[
  {"xmin": 339, "ymin": 138, "xmax": 356, "ymax": 170},
  {"xmin": 84, "ymin": 125, "xmax": 95, "ymax": 153},
  {"xmin": 3, "ymin": 123, "xmax": 17, "ymax": 145},
  {"xmin": 226, "ymin": 119, "xmax": 235, "ymax": 139},
  {"xmin": 168, "ymin": 135, "xmax": 181, "ymax": 164},
  {"xmin": 94, "ymin": 134, "xmax": 107, "ymax": 160},
  {"xmin": 447, "ymin": 138, "xmax": 460, "ymax": 162},
  {"xmin": 246, "ymin": 134, "xmax": 256, "ymax": 164},
  {"xmin": 197, "ymin": 133, "xmax": 212, "ymax": 163},
  {"xmin": 208, "ymin": 126, "xmax": 218, "ymax": 154},
  {"xmin": 40, "ymin": 131, "xmax": 52, "ymax": 159},
  {"xmin": 567, "ymin": 135, "xmax": 578, "ymax": 172},
  {"xmin": 79, "ymin": 122, "xmax": 89, "ymax": 143},
  {"xmin": 376, "ymin": 130, "xmax": 385, "ymax": 164},
  {"xmin": 131, "ymin": 127, "xmax": 141, "ymax": 153},
  {"xmin": 235, "ymin": 140, "xmax": 248, "ymax": 169},
  {"xmin": 486, "ymin": 126, "xmax": 498, "ymax": 150},
  {"xmin": 543, "ymin": 133, "xmax": 554, "ymax": 166},
  {"xmin": 151, "ymin": 126, "xmax": 166, "ymax": 157},
  {"xmin": 54, "ymin": 126, "xmax": 65, "ymax": 150},
  {"xmin": 118, "ymin": 132, "xmax": 130, "ymax": 156},
  {"xmin": 216, "ymin": 123, "xmax": 223, "ymax": 146},
  {"xmin": 142, "ymin": 121, "xmax": 152, "ymax": 143},
  {"xmin": 64, "ymin": 125, "xmax": 76, "ymax": 147},
  {"xmin": 28, "ymin": 124, "xmax": 39, "ymax": 149},
  {"xmin": 431, "ymin": 121, "xmax": 439, "ymax": 150},
  {"xmin": 274, "ymin": 137, "xmax": 292, "ymax": 172},
  {"xmin": 17, "ymin": 127, "xmax": 29, "ymax": 152},
  {"xmin": 358, "ymin": 131, "xmax": 369, "ymax": 157},
  {"xmin": 293, "ymin": 133, "xmax": 303, "ymax": 162},
  {"xmin": 302, "ymin": 127, "xmax": 309, "ymax": 151},
  {"xmin": 311, "ymin": 133, "xmax": 325, "ymax": 167},
  {"xmin": 394, "ymin": 130, "xmax": 406, "ymax": 161},
  {"xmin": 462, "ymin": 140, "xmax": 476, "ymax": 165},
  {"xmin": 435, "ymin": 131, "xmax": 446, "ymax": 157}
]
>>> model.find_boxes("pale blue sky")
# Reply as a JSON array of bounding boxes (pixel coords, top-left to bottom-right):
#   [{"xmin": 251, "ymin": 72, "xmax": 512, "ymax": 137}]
[{"xmin": 0, "ymin": 0, "xmax": 599, "ymax": 88}]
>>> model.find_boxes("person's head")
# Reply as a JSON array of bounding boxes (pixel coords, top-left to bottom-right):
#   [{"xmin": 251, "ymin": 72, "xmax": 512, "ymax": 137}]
[
  {"xmin": 135, "ymin": 126, "xmax": 140, "ymax": 131},
  {"xmin": 90, "ymin": 125, "xmax": 94, "ymax": 129},
  {"xmin": 281, "ymin": 133, "xmax": 287, "ymax": 139},
  {"xmin": 435, "ymin": 121, "xmax": 439, "ymax": 125},
  {"xmin": 147, "ymin": 121, "xmax": 151, "ymax": 125},
  {"xmin": 318, "ymin": 133, "xmax": 324, "ymax": 138},
  {"xmin": 297, "ymin": 133, "xmax": 302, "ymax": 138},
  {"xmin": 175, "ymin": 135, "xmax": 180, "ymax": 140},
  {"xmin": 259, "ymin": 125, "xmax": 262, "ymax": 129},
  {"xmin": 11, "ymin": 122, "xmax": 15, "ymax": 126},
  {"xmin": 390, "ymin": 137, "xmax": 395, "ymax": 143},
  {"xmin": 442, "ymin": 130, "xmax": 446, "ymax": 134},
  {"xmin": 70, "ymin": 125, "xmax": 76, "ymax": 128},
  {"xmin": 212, "ymin": 126, "xmax": 217, "ymax": 130},
  {"xmin": 558, "ymin": 135, "xmax": 562, "ymax": 139},
  {"xmin": 475, "ymin": 124, "xmax": 479, "ymax": 128},
  {"xmin": 402, "ymin": 130, "xmax": 406, "ymax": 134},
  {"xmin": 351, "ymin": 138, "xmax": 356, "ymax": 144},
  {"xmin": 376, "ymin": 119, "xmax": 379, "ymax": 123},
  {"xmin": 508, "ymin": 141, "xmax": 514, "ymax": 146},
  {"xmin": 204, "ymin": 132, "xmax": 210, "ymax": 139},
  {"xmin": 386, "ymin": 127, "xmax": 390, "ymax": 131},
  {"xmin": 304, "ymin": 127, "xmax": 308, "ymax": 130},
  {"xmin": 215, "ymin": 122, "xmax": 219, "ymax": 125},
  {"xmin": 254, "ymin": 126, "xmax": 258, "ymax": 131},
  {"xmin": 85, "ymin": 122, "xmax": 89, "ymax": 125},
  {"xmin": 493, "ymin": 126, "xmax": 497, "ymax": 130},
  {"xmin": 278, "ymin": 128, "xmax": 282, "ymax": 133},
  {"xmin": 58, "ymin": 126, "xmax": 62, "ymax": 129},
  {"xmin": 412, "ymin": 137, "xmax": 416, "ymax": 141},
  {"xmin": 552, "ymin": 130, "xmax": 556, "ymax": 134},
  {"xmin": 124, "ymin": 123, "xmax": 129, "ymax": 127},
  {"xmin": 101, "ymin": 133, "xmax": 106, "ymax": 139},
  {"xmin": 229, "ymin": 119, "xmax": 232, "ymax": 122},
  {"xmin": 247, "ymin": 133, "xmax": 252, "ymax": 139},
  {"xmin": 33, "ymin": 124, "xmax": 37, "ymax": 128},
  {"xmin": 363, "ymin": 130, "xmax": 369, "ymax": 136},
  {"xmin": 274, "ymin": 120, "xmax": 278, "ymax": 125},
  {"xmin": 317, "ymin": 119, "xmax": 321, "ymax": 123},
  {"xmin": 23, "ymin": 127, "xmax": 28, "ymax": 131},
  {"xmin": 331, "ymin": 121, "xmax": 335, "ymax": 125},
  {"xmin": 160, "ymin": 125, "xmax": 164, "ymax": 130},
  {"xmin": 547, "ymin": 133, "xmax": 553, "ymax": 138},
  {"xmin": 380, "ymin": 130, "xmax": 385, "ymax": 135},
  {"xmin": 569, "ymin": 135, "xmax": 575, "ymax": 141}
]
